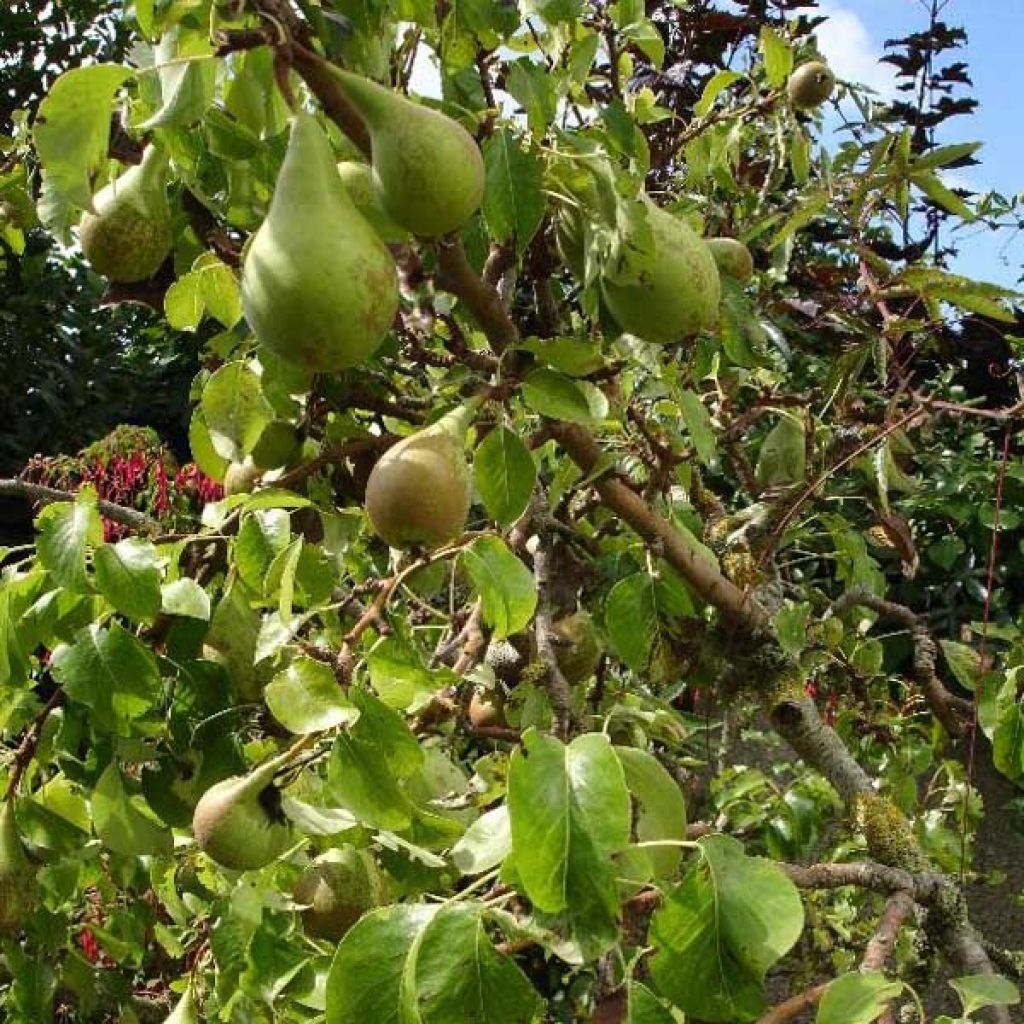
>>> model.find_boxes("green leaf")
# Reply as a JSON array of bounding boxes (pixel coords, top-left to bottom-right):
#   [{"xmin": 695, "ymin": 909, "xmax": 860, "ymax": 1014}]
[
  {"xmin": 165, "ymin": 253, "xmax": 242, "ymax": 330},
  {"xmin": 912, "ymin": 171, "xmax": 976, "ymax": 222},
  {"xmin": 911, "ymin": 142, "xmax": 982, "ymax": 172},
  {"xmin": 605, "ymin": 573, "xmax": 694, "ymax": 672},
  {"xmin": 265, "ymin": 657, "xmax": 359, "ymax": 734},
  {"xmin": 451, "ymin": 805, "xmax": 512, "ymax": 875},
  {"xmin": 482, "ymin": 129, "xmax": 545, "ymax": 255},
  {"xmin": 508, "ymin": 730, "xmax": 629, "ymax": 934},
  {"xmin": 367, "ymin": 634, "xmax": 451, "ymax": 711},
  {"xmin": 235, "ymin": 509, "xmax": 291, "ymax": 592},
  {"xmin": 991, "ymin": 675, "xmax": 1024, "ymax": 783},
  {"xmin": 615, "ymin": 747, "xmax": 686, "ymax": 880},
  {"xmin": 650, "ymin": 834, "xmax": 805, "ymax": 1021},
  {"xmin": 327, "ymin": 734, "xmax": 413, "ymax": 831},
  {"xmin": 521, "ymin": 337, "xmax": 606, "ymax": 377},
  {"xmin": 142, "ymin": 27, "xmax": 216, "ymax": 130},
  {"xmin": 200, "ymin": 360, "xmax": 275, "ymax": 462},
  {"xmin": 505, "ymin": 59, "xmax": 558, "ymax": 134},
  {"xmin": 160, "ymin": 578, "xmax": 211, "ymax": 620},
  {"xmin": 756, "ymin": 415, "xmax": 806, "ymax": 486},
  {"xmin": 678, "ymin": 390, "xmax": 717, "ymax": 466},
  {"xmin": 938, "ymin": 640, "xmax": 982, "ymax": 692},
  {"xmin": 461, "ymin": 536, "xmax": 537, "ymax": 640},
  {"xmin": 627, "ymin": 982, "xmax": 676, "ymax": 1023},
  {"xmin": 326, "ymin": 904, "xmax": 437, "ymax": 1024},
  {"xmin": 36, "ymin": 492, "xmax": 103, "ymax": 593},
  {"xmin": 411, "ymin": 904, "xmax": 542, "ymax": 1023},
  {"xmin": 522, "ymin": 368, "xmax": 607, "ymax": 424},
  {"xmin": 949, "ymin": 974, "xmax": 1020, "ymax": 1016},
  {"xmin": 94, "ymin": 538, "xmax": 162, "ymax": 624},
  {"xmin": 91, "ymin": 763, "xmax": 173, "ymax": 857},
  {"xmin": 816, "ymin": 972, "xmax": 904, "ymax": 1024},
  {"xmin": 898, "ymin": 267, "xmax": 1019, "ymax": 323},
  {"xmin": 759, "ymin": 27, "xmax": 793, "ymax": 87},
  {"xmin": 695, "ymin": 70, "xmax": 744, "ymax": 117},
  {"xmin": 474, "ymin": 427, "xmax": 537, "ymax": 527},
  {"xmin": 33, "ymin": 64, "xmax": 132, "ymax": 210},
  {"xmin": 50, "ymin": 623, "xmax": 162, "ymax": 736},
  {"xmin": 621, "ymin": 20, "xmax": 664, "ymax": 68}
]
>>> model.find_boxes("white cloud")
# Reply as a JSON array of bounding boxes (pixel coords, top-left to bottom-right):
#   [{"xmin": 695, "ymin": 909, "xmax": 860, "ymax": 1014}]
[{"xmin": 799, "ymin": 2, "xmax": 898, "ymax": 100}]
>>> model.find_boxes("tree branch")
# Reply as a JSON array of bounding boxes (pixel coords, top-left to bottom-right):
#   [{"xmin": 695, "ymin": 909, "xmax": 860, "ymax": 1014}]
[{"xmin": 0, "ymin": 478, "xmax": 163, "ymax": 535}]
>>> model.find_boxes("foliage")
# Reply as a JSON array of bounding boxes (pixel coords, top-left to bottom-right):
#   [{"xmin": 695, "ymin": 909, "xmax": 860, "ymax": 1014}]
[{"xmin": 0, "ymin": 1, "xmax": 1022, "ymax": 1022}]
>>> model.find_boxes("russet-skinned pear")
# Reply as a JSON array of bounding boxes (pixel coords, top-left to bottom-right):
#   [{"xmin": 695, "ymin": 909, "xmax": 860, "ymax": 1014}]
[
  {"xmin": 241, "ymin": 112, "xmax": 399, "ymax": 373},
  {"xmin": 293, "ymin": 846, "xmax": 387, "ymax": 941},
  {"xmin": 600, "ymin": 198, "xmax": 721, "ymax": 344},
  {"xmin": 78, "ymin": 145, "xmax": 173, "ymax": 282},
  {"xmin": 364, "ymin": 402, "xmax": 476, "ymax": 550},
  {"xmin": 334, "ymin": 70, "xmax": 485, "ymax": 237}
]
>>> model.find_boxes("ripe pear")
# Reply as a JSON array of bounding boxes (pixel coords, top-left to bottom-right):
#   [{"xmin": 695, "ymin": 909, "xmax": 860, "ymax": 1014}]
[
  {"xmin": 293, "ymin": 846, "xmax": 387, "ymax": 941},
  {"xmin": 364, "ymin": 402, "xmax": 476, "ymax": 550},
  {"xmin": 787, "ymin": 61, "xmax": 835, "ymax": 110},
  {"xmin": 78, "ymin": 145, "xmax": 173, "ymax": 282},
  {"xmin": 192, "ymin": 752, "xmax": 293, "ymax": 870},
  {"xmin": 164, "ymin": 985, "xmax": 200, "ymax": 1024},
  {"xmin": 552, "ymin": 610, "xmax": 602, "ymax": 684},
  {"xmin": 240, "ymin": 112, "xmax": 399, "ymax": 373},
  {"xmin": 334, "ymin": 70, "xmax": 485, "ymax": 237},
  {"xmin": 223, "ymin": 458, "xmax": 261, "ymax": 495},
  {"xmin": 0, "ymin": 801, "xmax": 36, "ymax": 931},
  {"xmin": 336, "ymin": 161, "xmax": 409, "ymax": 243},
  {"xmin": 706, "ymin": 237, "xmax": 754, "ymax": 284},
  {"xmin": 600, "ymin": 199, "xmax": 720, "ymax": 344}
]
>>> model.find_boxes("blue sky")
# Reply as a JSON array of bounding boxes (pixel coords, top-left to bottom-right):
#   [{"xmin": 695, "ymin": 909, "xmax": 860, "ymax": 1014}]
[{"xmin": 804, "ymin": 0, "xmax": 1024, "ymax": 288}]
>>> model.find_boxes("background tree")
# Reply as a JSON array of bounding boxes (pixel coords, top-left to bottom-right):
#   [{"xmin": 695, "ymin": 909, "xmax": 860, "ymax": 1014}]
[{"xmin": 0, "ymin": 2, "xmax": 1022, "ymax": 1023}]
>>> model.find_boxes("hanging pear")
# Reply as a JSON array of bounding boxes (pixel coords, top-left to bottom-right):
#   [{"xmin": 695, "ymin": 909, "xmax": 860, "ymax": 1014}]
[
  {"xmin": 600, "ymin": 198, "xmax": 720, "ymax": 344},
  {"xmin": 334, "ymin": 71, "xmax": 484, "ymax": 237},
  {"xmin": 78, "ymin": 145, "xmax": 173, "ymax": 282},
  {"xmin": 241, "ymin": 112, "xmax": 399, "ymax": 373},
  {"xmin": 336, "ymin": 161, "xmax": 409, "ymax": 243},
  {"xmin": 787, "ymin": 61, "xmax": 836, "ymax": 110},
  {"xmin": 705, "ymin": 237, "xmax": 754, "ymax": 284},
  {"xmin": 293, "ymin": 845, "xmax": 388, "ymax": 941},
  {"xmin": 191, "ymin": 751, "xmax": 293, "ymax": 870},
  {"xmin": 364, "ymin": 402, "xmax": 476, "ymax": 550},
  {"xmin": 163, "ymin": 985, "xmax": 200, "ymax": 1024},
  {"xmin": 552, "ymin": 610, "xmax": 602, "ymax": 684},
  {"xmin": 0, "ymin": 801, "xmax": 36, "ymax": 931}
]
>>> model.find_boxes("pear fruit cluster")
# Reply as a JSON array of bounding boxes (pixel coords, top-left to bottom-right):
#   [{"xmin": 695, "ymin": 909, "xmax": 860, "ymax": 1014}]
[
  {"xmin": 0, "ymin": 801, "xmax": 36, "ymax": 932},
  {"xmin": 335, "ymin": 71, "xmax": 485, "ymax": 238},
  {"xmin": 600, "ymin": 199, "xmax": 721, "ymax": 345},
  {"xmin": 706, "ymin": 237, "xmax": 754, "ymax": 284},
  {"xmin": 787, "ymin": 61, "xmax": 836, "ymax": 110},
  {"xmin": 293, "ymin": 846, "xmax": 388, "ymax": 941},
  {"xmin": 192, "ymin": 754, "xmax": 292, "ymax": 870},
  {"xmin": 79, "ymin": 145, "xmax": 173, "ymax": 282},
  {"xmin": 241, "ymin": 112, "xmax": 399, "ymax": 373},
  {"xmin": 364, "ymin": 403, "xmax": 476, "ymax": 550},
  {"xmin": 336, "ymin": 160, "xmax": 409, "ymax": 243}
]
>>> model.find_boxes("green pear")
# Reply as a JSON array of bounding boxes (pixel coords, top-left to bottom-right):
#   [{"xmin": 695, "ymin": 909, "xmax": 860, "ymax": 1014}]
[
  {"xmin": 241, "ymin": 112, "xmax": 399, "ymax": 373},
  {"xmin": 293, "ymin": 846, "xmax": 387, "ymax": 941},
  {"xmin": 78, "ymin": 145, "xmax": 173, "ymax": 282},
  {"xmin": 364, "ymin": 402, "xmax": 476, "ymax": 550},
  {"xmin": 0, "ymin": 801, "xmax": 36, "ymax": 931},
  {"xmin": 787, "ymin": 61, "xmax": 835, "ymax": 110},
  {"xmin": 552, "ymin": 610, "xmax": 602, "ymax": 684},
  {"xmin": 191, "ymin": 752, "xmax": 293, "ymax": 870},
  {"xmin": 705, "ymin": 237, "xmax": 754, "ymax": 284},
  {"xmin": 334, "ymin": 71, "xmax": 485, "ymax": 237},
  {"xmin": 336, "ymin": 161, "xmax": 410, "ymax": 243},
  {"xmin": 164, "ymin": 985, "xmax": 200, "ymax": 1024},
  {"xmin": 600, "ymin": 199, "xmax": 720, "ymax": 344}
]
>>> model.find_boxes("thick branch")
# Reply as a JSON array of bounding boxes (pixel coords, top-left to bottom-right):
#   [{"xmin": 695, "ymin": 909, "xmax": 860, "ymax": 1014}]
[
  {"xmin": 1, "ymin": 479, "xmax": 163, "ymax": 535},
  {"xmin": 755, "ymin": 983, "xmax": 829, "ymax": 1024}
]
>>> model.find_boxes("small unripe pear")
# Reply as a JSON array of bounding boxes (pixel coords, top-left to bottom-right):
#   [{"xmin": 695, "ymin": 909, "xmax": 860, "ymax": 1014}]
[
  {"xmin": 364, "ymin": 403, "xmax": 476, "ymax": 550},
  {"xmin": 334, "ymin": 70, "xmax": 485, "ymax": 237},
  {"xmin": 468, "ymin": 690, "xmax": 507, "ymax": 729},
  {"xmin": 293, "ymin": 846, "xmax": 387, "ymax": 941},
  {"xmin": 164, "ymin": 985, "xmax": 200, "ymax": 1024},
  {"xmin": 192, "ymin": 754, "xmax": 293, "ymax": 870},
  {"xmin": 336, "ymin": 161, "xmax": 409, "ymax": 243},
  {"xmin": 552, "ymin": 610, "xmax": 602, "ymax": 684},
  {"xmin": 705, "ymin": 237, "xmax": 754, "ymax": 284},
  {"xmin": 787, "ymin": 61, "xmax": 835, "ymax": 110},
  {"xmin": 0, "ymin": 801, "xmax": 36, "ymax": 931},
  {"xmin": 79, "ymin": 145, "xmax": 173, "ymax": 282},
  {"xmin": 601, "ymin": 198, "xmax": 720, "ymax": 344},
  {"xmin": 223, "ymin": 459, "xmax": 261, "ymax": 496},
  {"xmin": 241, "ymin": 112, "xmax": 399, "ymax": 373}
]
